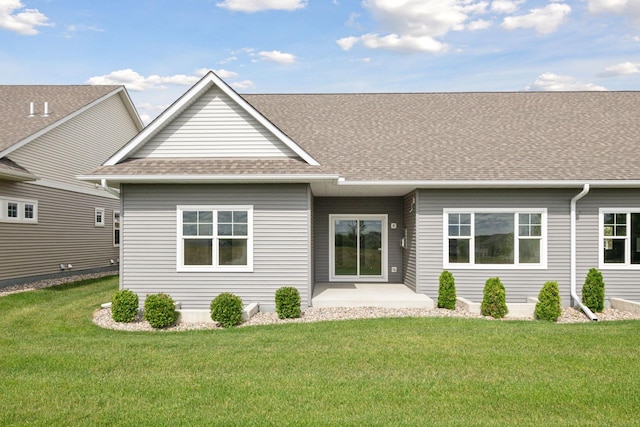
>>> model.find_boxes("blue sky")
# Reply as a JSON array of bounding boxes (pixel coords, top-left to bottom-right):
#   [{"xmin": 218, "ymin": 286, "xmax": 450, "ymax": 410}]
[{"xmin": 1, "ymin": 0, "xmax": 639, "ymax": 123}]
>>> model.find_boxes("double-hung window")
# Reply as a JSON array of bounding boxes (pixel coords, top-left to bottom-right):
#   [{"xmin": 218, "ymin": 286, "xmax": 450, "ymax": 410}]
[
  {"xmin": 177, "ymin": 206, "xmax": 253, "ymax": 272},
  {"xmin": 444, "ymin": 209, "xmax": 547, "ymax": 268},
  {"xmin": 600, "ymin": 209, "xmax": 640, "ymax": 268}
]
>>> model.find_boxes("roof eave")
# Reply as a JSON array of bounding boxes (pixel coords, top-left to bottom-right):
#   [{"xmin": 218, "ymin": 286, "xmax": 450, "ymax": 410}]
[
  {"xmin": 77, "ymin": 173, "xmax": 340, "ymax": 185},
  {"xmin": 337, "ymin": 179, "xmax": 640, "ymax": 189}
]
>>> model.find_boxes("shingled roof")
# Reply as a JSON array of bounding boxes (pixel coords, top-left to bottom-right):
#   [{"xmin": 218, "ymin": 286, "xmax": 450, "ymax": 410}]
[
  {"xmin": 242, "ymin": 91, "xmax": 640, "ymax": 182},
  {"xmin": 0, "ymin": 85, "xmax": 122, "ymax": 154}
]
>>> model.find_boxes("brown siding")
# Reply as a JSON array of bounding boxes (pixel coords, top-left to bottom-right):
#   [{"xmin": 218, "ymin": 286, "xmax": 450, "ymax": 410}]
[{"xmin": 0, "ymin": 181, "xmax": 119, "ymax": 283}]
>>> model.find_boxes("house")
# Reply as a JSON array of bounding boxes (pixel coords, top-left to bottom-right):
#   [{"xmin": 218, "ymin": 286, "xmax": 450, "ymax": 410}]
[
  {"xmin": 80, "ymin": 71, "xmax": 640, "ymax": 315},
  {"xmin": 0, "ymin": 85, "xmax": 143, "ymax": 287}
]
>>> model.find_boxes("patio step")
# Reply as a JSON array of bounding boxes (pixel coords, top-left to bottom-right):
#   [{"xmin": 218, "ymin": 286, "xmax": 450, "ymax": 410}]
[{"xmin": 312, "ymin": 283, "xmax": 434, "ymax": 309}]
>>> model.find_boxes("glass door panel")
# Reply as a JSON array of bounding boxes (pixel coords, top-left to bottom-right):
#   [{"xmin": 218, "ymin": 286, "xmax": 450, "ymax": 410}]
[
  {"xmin": 334, "ymin": 220, "xmax": 358, "ymax": 276},
  {"xmin": 359, "ymin": 220, "xmax": 382, "ymax": 276}
]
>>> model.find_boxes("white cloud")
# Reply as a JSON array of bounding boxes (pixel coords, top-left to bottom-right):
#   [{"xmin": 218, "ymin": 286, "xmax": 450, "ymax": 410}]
[
  {"xmin": 338, "ymin": 1, "xmax": 497, "ymax": 54},
  {"xmin": 258, "ymin": 50, "xmax": 296, "ymax": 64},
  {"xmin": 598, "ymin": 61, "xmax": 640, "ymax": 77},
  {"xmin": 216, "ymin": 0, "xmax": 306, "ymax": 12},
  {"xmin": 490, "ymin": 0, "xmax": 524, "ymax": 14},
  {"xmin": 63, "ymin": 24, "xmax": 103, "ymax": 39},
  {"xmin": 86, "ymin": 69, "xmax": 241, "ymax": 91},
  {"xmin": 588, "ymin": 0, "xmax": 640, "ymax": 23},
  {"xmin": 501, "ymin": 3, "xmax": 571, "ymax": 34},
  {"xmin": 526, "ymin": 73, "xmax": 607, "ymax": 91},
  {"xmin": 467, "ymin": 19, "xmax": 492, "ymax": 30},
  {"xmin": 231, "ymin": 80, "xmax": 256, "ymax": 90},
  {"xmin": 0, "ymin": 0, "xmax": 52, "ymax": 35}
]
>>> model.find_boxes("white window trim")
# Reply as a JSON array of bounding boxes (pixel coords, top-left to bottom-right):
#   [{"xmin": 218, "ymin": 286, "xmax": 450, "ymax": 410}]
[
  {"xmin": 0, "ymin": 197, "xmax": 38, "ymax": 224},
  {"xmin": 176, "ymin": 205, "xmax": 254, "ymax": 273},
  {"xmin": 443, "ymin": 208, "xmax": 548, "ymax": 270},
  {"xmin": 598, "ymin": 208, "xmax": 640, "ymax": 270},
  {"xmin": 113, "ymin": 210, "xmax": 121, "ymax": 248},
  {"xmin": 328, "ymin": 214, "xmax": 388, "ymax": 282},
  {"xmin": 95, "ymin": 207, "xmax": 105, "ymax": 227}
]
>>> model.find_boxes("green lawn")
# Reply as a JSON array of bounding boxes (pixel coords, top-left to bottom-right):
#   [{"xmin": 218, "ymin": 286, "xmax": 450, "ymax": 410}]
[{"xmin": 1, "ymin": 276, "xmax": 639, "ymax": 426}]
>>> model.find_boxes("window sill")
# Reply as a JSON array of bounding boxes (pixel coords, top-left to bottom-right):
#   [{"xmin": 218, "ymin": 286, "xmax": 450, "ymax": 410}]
[
  {"xmin": 177, "ymin": 266, "xmax": 254, "ymax": 273},
  {"xmin": 443, "ymin": 263, "xmax": 548, "ymax": 270}
]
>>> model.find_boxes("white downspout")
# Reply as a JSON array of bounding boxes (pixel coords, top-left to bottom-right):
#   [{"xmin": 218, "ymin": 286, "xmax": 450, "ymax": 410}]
[
  {"xmin": 101, "ymin": 179, "xmax": 120, "ymax": 198},
  {"xmin": 570, "ymin": 184, "xmax": 598, "ymax": 321}
]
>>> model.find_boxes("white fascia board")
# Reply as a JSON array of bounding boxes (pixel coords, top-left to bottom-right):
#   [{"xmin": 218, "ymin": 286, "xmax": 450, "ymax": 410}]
[
  {"xmin": 0, "ymin": 87, "xmax": 129, "ymax": 159},
  {"xmin": 116, "ymin": 87, "xmax": 145, "ymax": 131},
  {"xmin": 104, "ymin": 71, "xmax": 320, "ymax": 167},
  {"xmin": 77, "ymin": 173, "xmax": 340, "ymax": 184},
  {"xmin": 337, "ymin": 179, "xmax": 640, "ymax": 189}
]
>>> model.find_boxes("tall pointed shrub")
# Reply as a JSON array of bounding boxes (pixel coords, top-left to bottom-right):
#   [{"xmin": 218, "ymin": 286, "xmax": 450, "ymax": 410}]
[
  {"xmin": 535, "ymin": 281, "xmax": 562, "ymax": 322},
  {"xmin": 437, "ymin": 270, "xmax": 457, "ymax": 310},
  {"xmin": 481, "ymin": 277, "xmax": 508, "ymax": 319},
  {"xmin": 582, "ymin": 268, "xmax": 605, "ymax": 312}
]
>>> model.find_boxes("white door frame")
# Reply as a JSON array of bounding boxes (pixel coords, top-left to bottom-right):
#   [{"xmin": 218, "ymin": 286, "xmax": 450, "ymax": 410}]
[{"xmin": 329, "ymin": 214, "xmax": 388, "ymax": 282}]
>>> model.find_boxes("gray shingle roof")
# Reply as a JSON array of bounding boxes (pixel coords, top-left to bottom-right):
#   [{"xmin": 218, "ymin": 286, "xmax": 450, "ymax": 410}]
[
  {"xmin": 0, "ymin": 85, "xmax": 121, "ymax": 153},
  {"xmin": 243, "ymin": 91, "xmax": 640, "ymax": 181}
]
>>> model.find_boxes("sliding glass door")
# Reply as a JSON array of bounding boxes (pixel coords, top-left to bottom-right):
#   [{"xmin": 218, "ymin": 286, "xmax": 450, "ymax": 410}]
[{"xmin": 331, "ymin": 215, "xmax": 387, "ymax": 281}]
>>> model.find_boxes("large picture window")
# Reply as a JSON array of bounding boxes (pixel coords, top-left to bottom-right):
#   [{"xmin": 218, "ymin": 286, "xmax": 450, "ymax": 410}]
[
  {"xmin": 600, "ymin": 209, "xmax": 640, "ymax": 268},
  {"xmin": 177, "ymin": 206, "xmax": 253, "ymax": 272},
  {"xmin": 444, "ymin": 209, "xmax": 547, "ymax": 268}
]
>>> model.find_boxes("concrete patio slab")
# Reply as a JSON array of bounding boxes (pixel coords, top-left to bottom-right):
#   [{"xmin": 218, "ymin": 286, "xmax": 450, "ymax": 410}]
[{"xmin": 312, "ymin": 283, "xmax": 434, "ymax": 309}]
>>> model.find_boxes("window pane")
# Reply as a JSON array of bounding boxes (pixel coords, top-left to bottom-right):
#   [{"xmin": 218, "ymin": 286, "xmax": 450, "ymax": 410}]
[
  {"xmin": 219, "ymin": 239, "xmax": 247, "ymax": 266},
  {"xmin": 198, "ymin": 224, "xmax": 213, "ymax": 236},
  {"xmin": 519, "ymin": 239, "xmax": 540, "ymax": 263},
  {"xmin": 604, "ymin": 226, "xmax": 614, "ymax": 237},
  {"xmin": 199, "ymin": 211, "xmax": 213, "ymax": 223},
  {"xmin": 449, "ymin": 239, "xmax": 470, "ymax": 263},
  {"xmin": 449, "ymin": 225, "xmax": 459, "ymax": 237},
  {"xmin": 183, "ymin": 211, "xmax": 197, "ymax": 223},
  {"xmin": 183, "ymin": 224, "xmax": 198, "ymax": 236},
  {"xmin": 233, "ymin": 211, "xmax": 247, "ymax": 223},
  {"xmin": 475, "ymin": 213, "xmax": 514, "ymax": 264},
  {"xmin": 24, "ymin": 204, "xmax": 34, "ymax": 219},
  {"xmin": 218, "ymin": 223, "xmax": 233, "ymax": 236},
  {"xmin": 616, "ymin": 226, "xmax": 627, "ymax": 237},
  {"xmin": 114, "ymin": 229, "xmax": 120, "ymax": 245},
  {"xmin": 335, "ymin": 219, "xmax": 358, "ymax": 275},
  {"xmin": 604, "ymin": 238, "xmax": 625, "ymax": 263},
  {"xmin": 234, "ymin": 224, "xmax": 248, "ymax": 236},
  {"xmin": 218, "ymin": 211, "xmax": 232, "ymax": 223},
  {"xmin": 460, "ymin": 225, "xmax": 471, "ymax": 236},
  {"xmin": 616, "ymin": 213, "xmax": 627, "ymax": 224},
  {"xmin": 519, "ymin": 225, "xmax": 529, "ymax": 237},
  {"xmin": 531, "ymin": 225, "xmax": 541, "ymax": 237},
  {"xmin": 184, "ymin": 239, "xmax": 212, "ymax": 266}
]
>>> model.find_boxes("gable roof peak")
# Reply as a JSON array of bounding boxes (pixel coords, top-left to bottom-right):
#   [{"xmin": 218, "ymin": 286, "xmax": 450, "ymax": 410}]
[{"xmin": 104, "ymin": 70, "xmax": 320, "ymax": 166}]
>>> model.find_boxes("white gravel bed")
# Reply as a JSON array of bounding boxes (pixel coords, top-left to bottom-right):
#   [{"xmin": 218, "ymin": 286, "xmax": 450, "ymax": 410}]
[{"xmin": 92, "ymin": 305, "xmax": 640, "ymax": 332}]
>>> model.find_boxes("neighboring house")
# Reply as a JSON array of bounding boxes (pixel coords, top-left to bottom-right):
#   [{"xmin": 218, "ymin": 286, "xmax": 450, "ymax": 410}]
[
  {"xmin": 0, "ymin": 85, "xmax": 143, "ymax": 287},
  {"xmin": 81, "ymin": 71, "xmax": 640, "ymax": 312}
]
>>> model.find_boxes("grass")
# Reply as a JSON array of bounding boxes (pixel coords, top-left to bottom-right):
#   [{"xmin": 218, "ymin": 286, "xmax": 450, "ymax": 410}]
[{"xmin": 1, "ymin": 276, "xmax": 639, "ymax": 426}]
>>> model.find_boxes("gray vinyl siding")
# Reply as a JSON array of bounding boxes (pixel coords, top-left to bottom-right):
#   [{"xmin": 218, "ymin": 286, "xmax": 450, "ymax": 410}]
[
  {"xmin": 416, "ymin": 189, "xmax": 576, "ymax": 304},
  {"xmin": 402, "ymin": 191, "xmax": 417, "ymax": 291},
  {"xmin": 132, "ymin": 87, "xmax": 298, "ymax": 159},
  {"xmin": 313, "ymin": 197, "xmax": 403, "ymax": 283},
  {"xmin": 9, "ymin": 94, "xmax": 139, "ymax": 191},
  {"xmin": 0, "ymin": 181, "xmax": 119, "ymax": 284},
  {"xmin": 121, "ymin": 184, "xmax": 311, "ymax": 310},
  {"xmin": 575, "ymin": 189, "xmax": 640, "ymax": 302}
]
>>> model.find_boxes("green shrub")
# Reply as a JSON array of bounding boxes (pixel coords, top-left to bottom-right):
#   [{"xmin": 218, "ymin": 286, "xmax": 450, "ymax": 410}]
[
  {"xmin": 535, "ymin": 281, "xmax": 562, "ymax": 322},
  {"xmin": 437, "ymin": 271, "xmax": 457, "ymax": 310},
  {"xmin": 582, "ymin": 268, "xmax": 605, "ymax": 312},
  {"xmin": 275, "ymin": 287, "xmax": 302, "ymax": 319},
  {"xmin": 144, "ymin": 293, "xmax": 179, "ymax": 329},
  {"xmin": 210, "ymin": 293, "xmax": 243, "ymax": 328},
  {"xmin": 481, "ymin": 277, "xmax": 508, "ymax": 319},
  {"xmin": 111, "ymin": 289, "xmax": 139, "ymax": 323}
]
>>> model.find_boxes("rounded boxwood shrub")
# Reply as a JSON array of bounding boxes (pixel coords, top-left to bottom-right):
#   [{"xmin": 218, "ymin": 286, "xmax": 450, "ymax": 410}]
[
  {"xmin": 437, "ymin": 270, "xmax": 457, "ymax": 310},
  {"xmin": 210, "ymin": 293, "xmax": 243, "ymax": 328},
  {"xmin": 144, "ymin": 293, "xmax": 178, "ymax": 329},
  {"xmin": 582, "ymin": 268, "xmax": 605, "ymax": 312},
  {"xmin": 535, "ymin": 281, "xmax": 562, "ymax": 322},
  {"xmin": 481, "ymin": 277, "xmax": 508, "ymax": 319},
  {"xmin": 275, "ymin": 287, "xmax": 302, "ymax": 319},
  {"xmin": 111, "ymin": 289, "xmax": 139, "ymax": 323}
]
